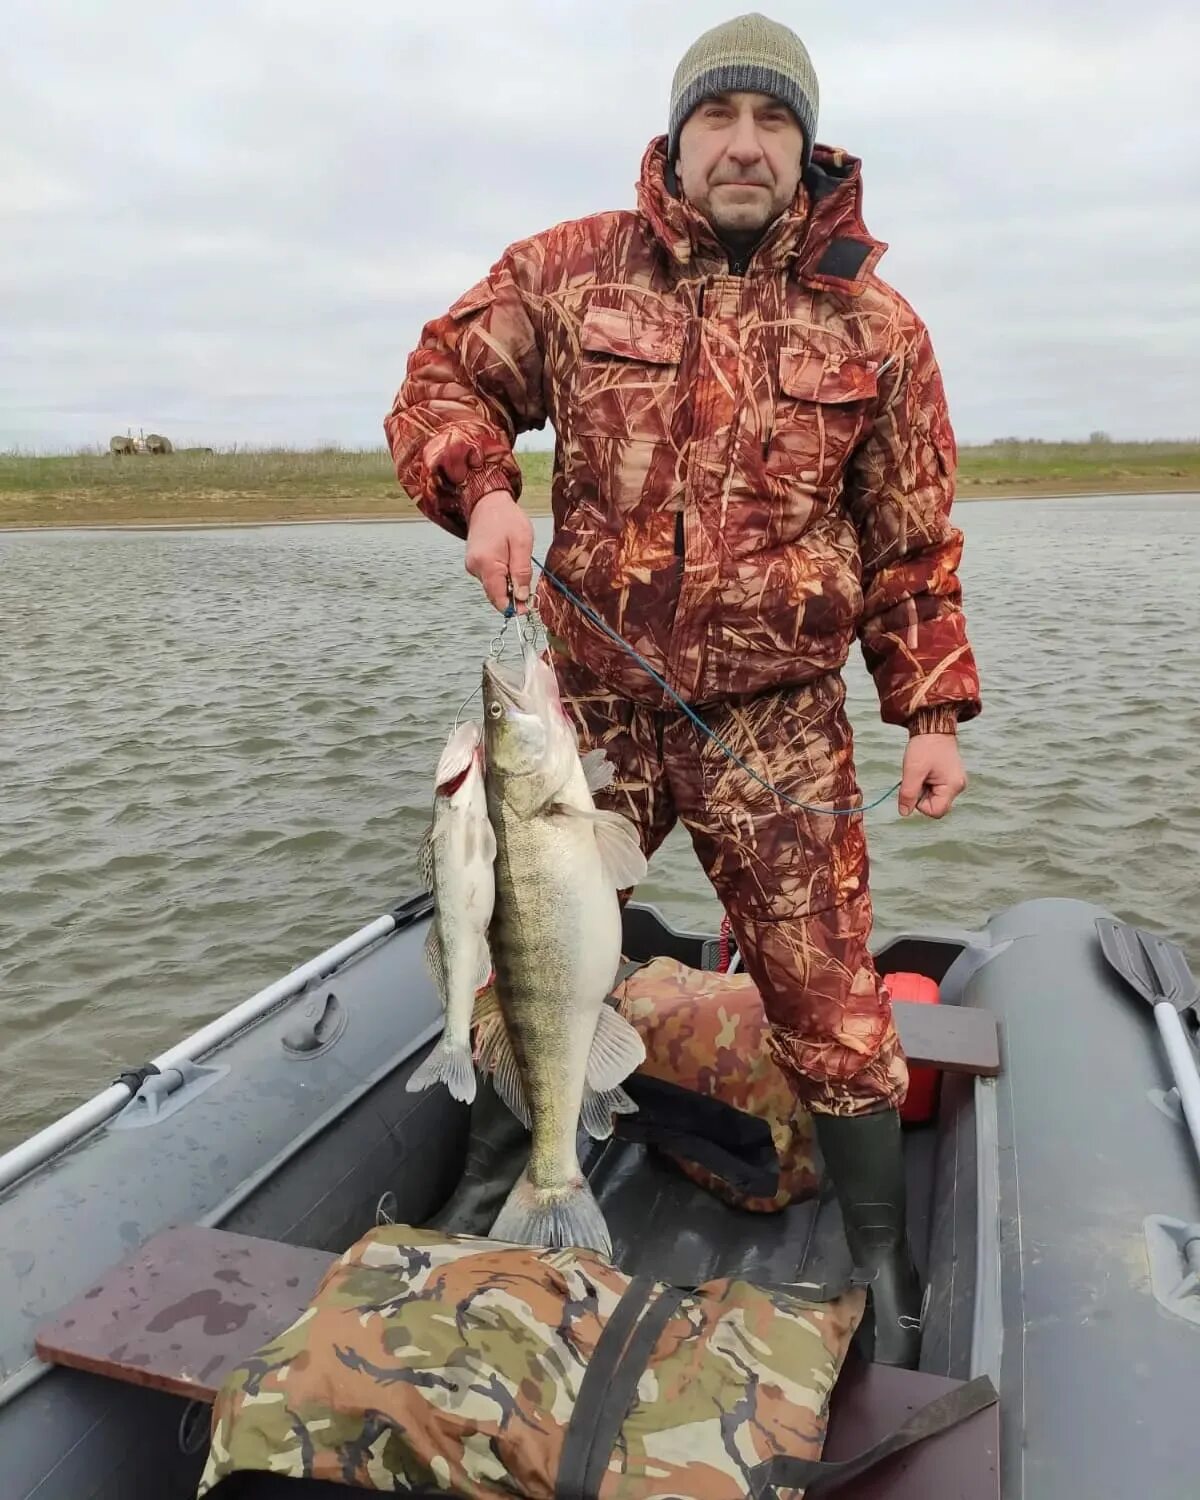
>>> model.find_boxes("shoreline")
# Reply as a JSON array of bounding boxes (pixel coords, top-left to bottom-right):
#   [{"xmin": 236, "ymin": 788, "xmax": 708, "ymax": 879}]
[{"xmin": 2, "ymin": 480, "xmax": 1196, "ymax": 535}]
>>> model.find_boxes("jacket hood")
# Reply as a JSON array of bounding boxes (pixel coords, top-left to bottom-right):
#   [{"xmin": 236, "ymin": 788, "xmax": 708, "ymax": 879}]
[{"xmin": 635, "ymin": 134, "xmax": 887, "ymax": 293}]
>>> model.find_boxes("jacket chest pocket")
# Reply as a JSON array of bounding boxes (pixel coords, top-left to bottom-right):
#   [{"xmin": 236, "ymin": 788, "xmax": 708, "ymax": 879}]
[
  {"xmin": 571, "ymin": 303, "xmax": 685, "ymax": 445},
  {"xmin": 766, "ymin": 348, "xmax": 879, "ymax": 486}
]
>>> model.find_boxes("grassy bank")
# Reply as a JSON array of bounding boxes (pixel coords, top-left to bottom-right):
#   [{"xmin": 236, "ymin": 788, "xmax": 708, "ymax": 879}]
[
  {"xmin": 0, "ymin": 448, "xmax": 551, "ymax": 529},
  {"xmin": 1, "ymin": 442, "xmax": 1197, "ymax": 529},
  {"xmin": 954, "ymin": 439, "xmax": 1199, "ymax": 496}
]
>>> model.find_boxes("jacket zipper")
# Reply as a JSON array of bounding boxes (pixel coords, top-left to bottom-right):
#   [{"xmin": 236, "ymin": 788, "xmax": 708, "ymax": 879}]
[{"xmin": 675, "ymin": 279, "xmax": 708, "ymax": 560}]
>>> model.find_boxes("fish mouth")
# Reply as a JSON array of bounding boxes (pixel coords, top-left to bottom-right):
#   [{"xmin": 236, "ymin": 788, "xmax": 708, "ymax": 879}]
[{"xmin": 483, "ymin": 655, "xmax": 532, "ymax": 707}]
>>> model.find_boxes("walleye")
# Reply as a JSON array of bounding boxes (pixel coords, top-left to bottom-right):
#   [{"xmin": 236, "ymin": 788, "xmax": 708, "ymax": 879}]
[
  {"xmin": 407, "ymin": 720, "xmax": 495, "ymax": 1104},
  {"xmin": 479, "ymin": 646, "xmax": 648, "ymax": 1255}
]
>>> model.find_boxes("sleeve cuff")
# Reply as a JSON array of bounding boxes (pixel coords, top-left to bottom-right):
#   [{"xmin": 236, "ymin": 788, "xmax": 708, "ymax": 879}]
[
  {"xmin": 458, "ymin": 464, "xmax": 518, "ymax": 523},
  {"xmin": 907, "ymin": 705, "xmax": 961, "ymax": 737}
]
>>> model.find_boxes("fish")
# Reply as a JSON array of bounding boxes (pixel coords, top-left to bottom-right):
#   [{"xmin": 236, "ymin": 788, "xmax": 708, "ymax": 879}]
[
  {"xmin": 478, "ymin": 645, "xmax": 648, "ymax": 1255},
  {"xmin": 406, "ymin": 719, "xmax": 495, "ymax": 1104}
]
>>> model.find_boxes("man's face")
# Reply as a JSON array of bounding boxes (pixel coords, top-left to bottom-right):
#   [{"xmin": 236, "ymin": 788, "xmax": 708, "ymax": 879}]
[{"xmin": 675, "ymin": 91, "xmax": 805, "ymax": 238}]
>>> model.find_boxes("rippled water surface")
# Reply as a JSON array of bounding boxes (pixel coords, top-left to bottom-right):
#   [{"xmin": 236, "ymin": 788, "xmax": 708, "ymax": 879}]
[{"xmin": 2, "ymin": 496, "xmax": 1198, "ymax": 1150}]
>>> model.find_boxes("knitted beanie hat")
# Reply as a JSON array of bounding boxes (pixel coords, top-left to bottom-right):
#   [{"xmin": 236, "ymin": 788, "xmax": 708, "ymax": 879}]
[{"xmin": 667, "ymin": 13, "xmax": 819, "ymax": 170}]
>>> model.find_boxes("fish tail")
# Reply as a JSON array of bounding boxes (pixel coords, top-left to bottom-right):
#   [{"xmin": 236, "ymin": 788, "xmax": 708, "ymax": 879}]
[
  {"xmin": 489, "ymin": 1169, "xmax": 612, "ymax": 1256},
  {"xmin": 405, "ymin": 1036, "xmax": 477, "ymax": 1103}
]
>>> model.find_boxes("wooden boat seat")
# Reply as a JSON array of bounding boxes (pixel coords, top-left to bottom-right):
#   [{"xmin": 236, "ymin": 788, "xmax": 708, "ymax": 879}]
[
  {"xmin": 36, "ymin": 1225, "xmax": 998, "ymax": 1498},
  {"xmin": 35, "ymin": 1226, "xmax": 335, "ymax": 1403},
  {"xmin": 890, "ymin": 999, "xmax": 1000, "ymax": 1077}
]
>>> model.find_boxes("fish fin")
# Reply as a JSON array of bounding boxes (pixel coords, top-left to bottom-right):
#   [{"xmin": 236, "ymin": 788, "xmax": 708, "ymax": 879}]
[
  {"xmin": 481, "ymin": 816, "xmax": 497, "ymax": 863},
  {"xmin": 585, "ymin": 1003, "xmax": 646, "ymax": 1092},
  {"xmin": 472, "ymin": 985, "xmax": 500, "ymax": 1026},
  {"xmin": 422, "ymin": 924, "xmax": 447, "ymax": 1004},
  {"xmin": 489, "ymin": 1168, "xmax": 612, "ymax": 1255},
  {"xmin": 547, "ymin": 804, "xmax": 648, "ymax": 889},
  {"xmin": 405, "ymin": 1037, "xmax": 477, "ymax": 1103},
  {"xmin": 580, "ymin": 1084, "xmax": 638, "ymax": 1140},
  {"xmin": 492, "ymin": 1046, "xmax": 532, "ymax": 1131},
  {"xmin": 418, "ymin": 824, "xmax": 435, "ymax": 891},
  {"xmin": 474, "ymin": 936, "xmax": 493, "ymax": 994},
  {"xmin": 591, "ymin": 810, "xmax": 649, "ymax": 889},
  {"xmin": 476, "ymin": 1015, "xmax": 532, "ymax": 1130},
  {"xmin": 580, "ymin": 747, "xmax": 616, "ymax": 795},
  {"xmin": 435, "ymin": 721, "xmax": 481, "ymax": 791}
]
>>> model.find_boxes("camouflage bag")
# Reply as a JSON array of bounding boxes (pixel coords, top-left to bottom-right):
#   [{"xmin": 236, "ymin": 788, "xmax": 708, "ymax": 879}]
[
  {"xmin": 197, "ymin": 1222, "xmax": 869, "ymax": 1499},
  {"xmin": 612, "ymin": 957, "xmax": 820, "ymax": 1213}
]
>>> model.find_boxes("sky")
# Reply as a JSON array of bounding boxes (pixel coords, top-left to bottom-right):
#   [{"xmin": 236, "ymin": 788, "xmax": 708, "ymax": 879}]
[{"xmin": 3, "ymin": 0, "xmax": 1197, "ymax": 453}]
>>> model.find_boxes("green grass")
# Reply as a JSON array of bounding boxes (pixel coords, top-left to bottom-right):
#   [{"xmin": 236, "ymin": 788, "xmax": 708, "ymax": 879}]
[
  {"xmin": 0, "ymin": 446, "xmax": 554, "ymax": 500},
  {"xmin": 957, "ymin": 439, "xmax": 1200, "ymax": 493},
  {"xmin": 0, "ymin": 447, "xmax": 554, "ymax": 527},
  {"xmin": 0, "ymin": 446, "xmax": 390, "ymax": 504},
  {"xmin": 1, "ymin": 442, "xmax": 1196, "ymax": 530}
]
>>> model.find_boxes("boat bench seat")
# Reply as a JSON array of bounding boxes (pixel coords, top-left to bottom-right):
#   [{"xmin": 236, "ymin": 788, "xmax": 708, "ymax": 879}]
[
  {"xmin": 34, "ymin": 1226, "xmax": 334, "ymax": 1404},
  {"xmin": 891, "ymin": 999, "xmax": 1000, "ymax": 1076},
  {"xmin": 35, "ymin": 1224, "xmax": 999, "ymax": 1499}
]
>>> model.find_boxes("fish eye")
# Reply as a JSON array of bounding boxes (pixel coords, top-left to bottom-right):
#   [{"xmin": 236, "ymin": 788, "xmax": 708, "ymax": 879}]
[{"xmin": 487, "ymin": 702, "xmax": 503, "ymax": 719}]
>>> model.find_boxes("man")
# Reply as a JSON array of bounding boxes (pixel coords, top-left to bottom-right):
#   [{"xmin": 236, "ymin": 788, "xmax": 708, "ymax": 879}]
[{"xmin": 385, "ymin": 12, "xmax": 981, "ymax": 1367}]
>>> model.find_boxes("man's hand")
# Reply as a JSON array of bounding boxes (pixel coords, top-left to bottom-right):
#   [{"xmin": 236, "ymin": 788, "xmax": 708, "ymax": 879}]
[
  {"xmin": 464, "ymin": 490, "xmax": 534, "ymax": 612},
  {"xmin": 898, "ymin": 734, "xmax": 967, "ymax": 818}
]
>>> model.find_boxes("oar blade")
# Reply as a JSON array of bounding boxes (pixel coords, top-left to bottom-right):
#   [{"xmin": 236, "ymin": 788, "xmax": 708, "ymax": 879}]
[{"xmin": 1096, "ymin": 918, "xmax": 1200, "ymax": 1015}]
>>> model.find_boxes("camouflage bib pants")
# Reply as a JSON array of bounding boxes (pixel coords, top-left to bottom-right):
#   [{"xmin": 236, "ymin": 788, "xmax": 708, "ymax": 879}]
[{"xmin": 556, "ymin": 651, "xmax": 908, "ymax": 1118}]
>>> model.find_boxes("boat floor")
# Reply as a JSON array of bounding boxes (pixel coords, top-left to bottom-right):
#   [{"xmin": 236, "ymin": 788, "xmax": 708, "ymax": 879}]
[
  {"xmin": 584, "ymin": 1128, "xmax": 936, "ymax": 1287},
  {"xmin": 420, "ymin": 1082, "xmax": 939, "ymax": 1288}
]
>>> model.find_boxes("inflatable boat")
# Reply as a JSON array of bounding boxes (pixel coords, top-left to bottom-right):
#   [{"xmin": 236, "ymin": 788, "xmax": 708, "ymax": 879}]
[{"xmin": 1, "ymin": 892, "xmax": 1198, "ymax": 1498}]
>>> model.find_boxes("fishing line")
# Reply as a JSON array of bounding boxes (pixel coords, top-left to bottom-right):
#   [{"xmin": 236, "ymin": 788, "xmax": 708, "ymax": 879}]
[{"xmin": 506, "ymin": 553, "xmax": 914, "ymax": 819}]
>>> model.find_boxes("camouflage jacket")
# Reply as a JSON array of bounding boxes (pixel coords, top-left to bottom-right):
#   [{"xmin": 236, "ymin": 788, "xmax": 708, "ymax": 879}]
[{"xmin": 385, "ymin": 136, "xmax": 981, "ymax": 731}]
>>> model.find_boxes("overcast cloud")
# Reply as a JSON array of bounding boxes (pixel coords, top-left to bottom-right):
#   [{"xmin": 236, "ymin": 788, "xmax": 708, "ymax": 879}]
[{"xmin": 3, "ymin": 0, "xmax": 1197, "ymax": 451}]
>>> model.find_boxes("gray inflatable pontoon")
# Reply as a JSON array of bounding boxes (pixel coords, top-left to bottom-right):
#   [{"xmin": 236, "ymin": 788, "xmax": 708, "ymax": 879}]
[{"xmin": 2, "ymin": 893, "xmax": 1198, "ymax": 1498}]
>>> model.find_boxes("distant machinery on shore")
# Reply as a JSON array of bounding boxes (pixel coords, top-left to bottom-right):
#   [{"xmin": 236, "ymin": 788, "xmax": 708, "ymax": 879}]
[{"xmin": 108, "ymin": 429, "xmax": 212, "ymax": 456}]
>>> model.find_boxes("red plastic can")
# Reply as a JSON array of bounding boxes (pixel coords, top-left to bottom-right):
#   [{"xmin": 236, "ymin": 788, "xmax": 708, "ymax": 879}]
[{"xmin": 884, "ymin": 971, "xmax": 942, "ymax": 1124}]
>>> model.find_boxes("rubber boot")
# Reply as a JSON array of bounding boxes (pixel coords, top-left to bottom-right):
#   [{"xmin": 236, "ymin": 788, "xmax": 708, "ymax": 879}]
[
  {"xmin": 425, "ymin": 1081, "xmax": 529, "ymax": 1237},
  {"xmin": 812, "ymin": 1108, "xmax": 924, "ymax": 1368}
]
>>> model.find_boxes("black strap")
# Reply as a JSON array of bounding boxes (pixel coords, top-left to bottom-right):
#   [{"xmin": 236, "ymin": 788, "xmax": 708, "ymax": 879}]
[
  {"xmin": 615, "ymin": 1074, "xmax": 780, "ymax": 1198},
  {"xmin": 555, "ymin": 1275, "xmax": 655, "ymax": 1500},
  {"xmin": 112, "ymin": 1062, "xmax": 160, "ymax": 1095},
  {"xmin": 750, "ymin": 1275, "xmax": 869, "ymax": 1303},
  {"xmin": 747, "ymin": 1374, "xmax": 999, "ymax": 1498},
  {"xmin": 579, "ymin": 1285, "xmax": 688, "ymax": 1500},
  {"xmin": 614, "ymin": 1116, "xmax": 778, "ymax": 1197}
]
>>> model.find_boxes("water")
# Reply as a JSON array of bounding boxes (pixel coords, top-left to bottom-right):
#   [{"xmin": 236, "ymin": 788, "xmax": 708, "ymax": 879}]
[{"xmin": 2, "ymin": 496, "xmax": 1198, "ymax": 1152}]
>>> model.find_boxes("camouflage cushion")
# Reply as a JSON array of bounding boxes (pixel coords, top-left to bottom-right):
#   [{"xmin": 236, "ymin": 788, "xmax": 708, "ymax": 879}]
[
  {"xmin": 197, "ymin": 1223, "xmax": 865, "ymax": 1499},
  {"xmin": 615, "ymin": 957, "xmax": 820, "ymax": 1212}
]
